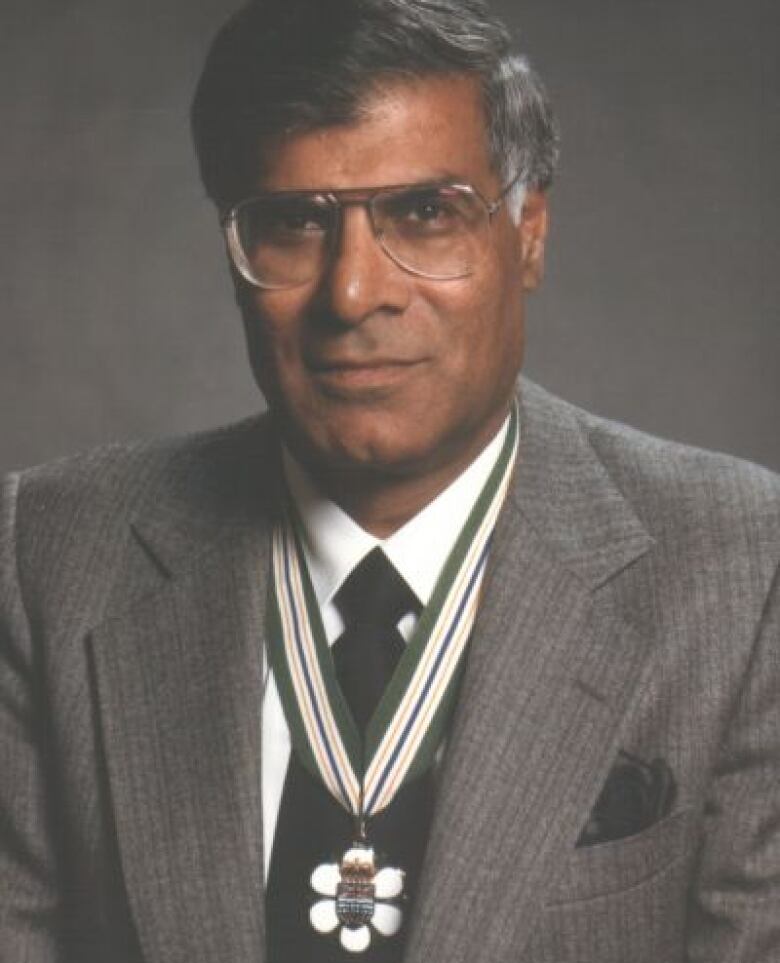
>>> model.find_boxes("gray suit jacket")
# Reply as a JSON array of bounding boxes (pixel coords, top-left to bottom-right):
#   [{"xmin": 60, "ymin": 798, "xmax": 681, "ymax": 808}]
[{"xmin": 2, "ymin": 380, "xmax": 779, "ymax": 962}]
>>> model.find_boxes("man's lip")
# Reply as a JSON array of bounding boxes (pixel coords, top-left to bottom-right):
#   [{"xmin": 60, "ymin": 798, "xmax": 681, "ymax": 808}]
[
  {"xmin": 308, "ymin": 357, "xmax": 420, "ymax": 372},
  {"xmin": 307, "ymin": 357, "xmax": 425, "ymax": 392}
]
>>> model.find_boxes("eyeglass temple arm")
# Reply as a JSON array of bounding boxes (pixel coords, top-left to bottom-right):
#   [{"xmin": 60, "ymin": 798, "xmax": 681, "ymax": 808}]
[{"xmin": 487, "ymin": 171, "xmax": 526, "ymax": 217}]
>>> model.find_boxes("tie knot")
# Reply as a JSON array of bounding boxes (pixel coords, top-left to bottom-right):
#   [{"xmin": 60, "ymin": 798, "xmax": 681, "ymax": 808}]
[{"xmin": 335, "ymin": 547, "xmax": 420, "ymax": 629}]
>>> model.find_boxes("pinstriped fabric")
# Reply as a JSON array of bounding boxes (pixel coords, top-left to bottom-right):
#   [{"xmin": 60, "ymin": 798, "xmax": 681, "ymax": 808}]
[
  {"xmin": 1, "ymin": 473, "xmax": 64, "ymax": 963},
  {"xmin": 2, "ymin": 419, "xmax": 277, "ymax": 963}
]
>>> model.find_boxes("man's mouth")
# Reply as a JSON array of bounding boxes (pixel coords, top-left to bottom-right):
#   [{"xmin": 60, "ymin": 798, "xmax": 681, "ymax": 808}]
[{"xmin": 308, "ymin": 357, "xmax": 424, "ymax": 394}]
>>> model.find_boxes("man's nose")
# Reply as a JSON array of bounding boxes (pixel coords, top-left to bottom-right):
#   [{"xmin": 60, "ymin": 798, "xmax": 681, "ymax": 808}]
[{"xmin": 320, "ymin": 205, "xmax": 411, "ymax": 325}]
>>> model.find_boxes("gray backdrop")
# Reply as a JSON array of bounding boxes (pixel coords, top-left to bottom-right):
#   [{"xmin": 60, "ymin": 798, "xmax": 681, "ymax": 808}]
[{"xmin": 2, "ymin": 0, "xmax": 778, "ymax": 476}]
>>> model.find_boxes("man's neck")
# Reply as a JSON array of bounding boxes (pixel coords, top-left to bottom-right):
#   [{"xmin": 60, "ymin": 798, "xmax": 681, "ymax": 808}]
[{"xmin": 305, "ymin": 468, "xmax": 465, "ymax": 539}]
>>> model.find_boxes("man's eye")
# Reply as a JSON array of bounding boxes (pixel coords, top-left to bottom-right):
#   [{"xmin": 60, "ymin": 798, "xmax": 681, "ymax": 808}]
[
  {"xmin": 269, "ymin": 202, "xmax": 330, "ymax": 233},
  {"xmin": 410, "ymin": 198, "xmax": 449, "ymax": 222},
  {"xmin": 384, "ymin": 189, "xmax": 465, "ymax": 236},
  {"xmin": 399, "ymin": 192, "xmax": 455, "ymax": 224}
]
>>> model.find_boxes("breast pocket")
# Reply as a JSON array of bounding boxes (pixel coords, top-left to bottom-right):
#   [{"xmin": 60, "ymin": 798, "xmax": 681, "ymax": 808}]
[
  {"xmin": 523, "ymin": 810, "xmax": 694, "ymax": 963},
  {"xmin": 547, "ymin": 807, "xmax": 693, "ymax": 904}
]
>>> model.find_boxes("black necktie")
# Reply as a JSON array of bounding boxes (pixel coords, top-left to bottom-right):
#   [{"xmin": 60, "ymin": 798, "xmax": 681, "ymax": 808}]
[
  {"xmin": 332, "ymin": 546, "xmax": 420, "ymax": 735},
  {"xmin": 266, "ymin": 548, "xmax": 435, "ymax": 962}
]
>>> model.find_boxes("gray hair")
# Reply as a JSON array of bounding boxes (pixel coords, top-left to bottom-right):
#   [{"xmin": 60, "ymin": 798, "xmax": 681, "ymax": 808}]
[{"xmin": 191, "ymin": 0, "xmax": 560, "ymax": 208}]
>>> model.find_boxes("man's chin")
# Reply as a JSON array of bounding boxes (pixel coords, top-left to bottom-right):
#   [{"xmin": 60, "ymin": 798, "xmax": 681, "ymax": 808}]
[
  {"xmin": 280, "ymin": 413, "xmax": 439, "ymax": 481},
  {"xmin": 293, "ymin": 433, "xmax": 427, "ymax": 480}
]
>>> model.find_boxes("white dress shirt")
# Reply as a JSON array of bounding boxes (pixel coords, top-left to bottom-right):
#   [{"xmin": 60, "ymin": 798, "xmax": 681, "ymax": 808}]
[{"xmin": 262, "ymin": 417, "xmax": 510, "ymax": 878}]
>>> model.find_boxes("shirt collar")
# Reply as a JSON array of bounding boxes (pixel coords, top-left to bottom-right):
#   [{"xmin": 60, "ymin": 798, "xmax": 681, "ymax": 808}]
[{"xmin": 283, "ymin": 415, "xmax": 511, "ymax": 610}]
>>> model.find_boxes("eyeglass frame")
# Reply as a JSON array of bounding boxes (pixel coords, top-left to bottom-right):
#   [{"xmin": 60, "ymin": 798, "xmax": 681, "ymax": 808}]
[{"xmin": 220, "ymin": 173, "xmax": 525, "ymax": 290}]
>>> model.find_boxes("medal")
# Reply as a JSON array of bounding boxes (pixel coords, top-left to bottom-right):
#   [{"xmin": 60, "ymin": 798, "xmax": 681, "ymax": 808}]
[
  {"xmin": 310, "ymin": 841, "xmax": 404, "ymax": 953},
  {"xmin": 268, "ymin": 404, "xmax": 520, "ymax": 951}
]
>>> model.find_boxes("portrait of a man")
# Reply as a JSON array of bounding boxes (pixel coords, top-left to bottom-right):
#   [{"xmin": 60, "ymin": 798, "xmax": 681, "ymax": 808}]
[{"xmin": 1, "ymin": 1, "xmax": 778, "ymax": 961}]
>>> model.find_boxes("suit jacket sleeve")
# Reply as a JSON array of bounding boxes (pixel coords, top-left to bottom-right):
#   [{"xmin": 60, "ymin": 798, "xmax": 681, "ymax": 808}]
[
  {"xmin": 0, "ymin": 472, "xmax": 64, "ymax": 961},
  {"xmin": 689, "ymin": 560, "xmax": 780, "ymax": 959}
]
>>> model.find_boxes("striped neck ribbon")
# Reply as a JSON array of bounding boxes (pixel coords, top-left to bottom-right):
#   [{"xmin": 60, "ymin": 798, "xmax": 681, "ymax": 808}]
[{"xmin": 267, "ymin": 404, "xmax": 519, "ymax": 821}]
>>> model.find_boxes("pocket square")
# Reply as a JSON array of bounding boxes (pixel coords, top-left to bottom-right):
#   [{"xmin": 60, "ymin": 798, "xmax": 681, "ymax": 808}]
[{"xmin": 576, "ymin": 750, "xmax": 676, "ymax": 847}]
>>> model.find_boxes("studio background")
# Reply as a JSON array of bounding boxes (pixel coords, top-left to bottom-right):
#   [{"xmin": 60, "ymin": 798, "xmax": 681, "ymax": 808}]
[{"xmin": 1, "ymin": 0, "xmax": 778, "ymax": 476}]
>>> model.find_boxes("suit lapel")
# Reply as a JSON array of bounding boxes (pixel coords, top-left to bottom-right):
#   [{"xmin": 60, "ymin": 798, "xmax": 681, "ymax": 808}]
[
  {"xmin": 405, "ymin": 382, "xmax": 656, "ymax": 962},
  {"xmin": 88, "ymin": 419, "xmax": 279, "ymax": 963}
]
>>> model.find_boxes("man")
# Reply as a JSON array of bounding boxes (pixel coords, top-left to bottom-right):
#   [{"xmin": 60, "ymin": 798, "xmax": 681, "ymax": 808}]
[{"xmin": 1, "ymin": 0, "xmax": 778, "ymax": 960}]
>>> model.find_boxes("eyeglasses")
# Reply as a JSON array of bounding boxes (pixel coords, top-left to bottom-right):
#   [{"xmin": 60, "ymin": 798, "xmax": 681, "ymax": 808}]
[{"xmin": 221, "ymin": 177, "xmax": 523, "ymax": 290}]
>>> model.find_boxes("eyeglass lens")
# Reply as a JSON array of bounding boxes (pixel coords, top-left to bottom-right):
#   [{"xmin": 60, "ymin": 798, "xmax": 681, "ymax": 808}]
[{"xmin": 228, "ymin": 185, "xmax": 489, "ymax": 288}]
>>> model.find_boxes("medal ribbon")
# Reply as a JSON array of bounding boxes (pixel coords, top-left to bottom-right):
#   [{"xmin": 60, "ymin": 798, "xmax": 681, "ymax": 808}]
[{"xmin": 267, "ymin": 404, "xmax": 519, "ymax": 818}]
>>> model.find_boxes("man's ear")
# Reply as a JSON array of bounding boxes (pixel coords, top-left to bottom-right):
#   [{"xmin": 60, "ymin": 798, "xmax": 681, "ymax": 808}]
[{"xmin": 517, "ymin": 190, "xmax": 549, "ymax": 291}]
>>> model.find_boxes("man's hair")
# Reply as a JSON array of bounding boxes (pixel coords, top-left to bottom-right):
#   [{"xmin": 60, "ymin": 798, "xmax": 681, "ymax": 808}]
[{"xmin": 191, "ymin": 0, "xmax": 560, "ymax": 209}]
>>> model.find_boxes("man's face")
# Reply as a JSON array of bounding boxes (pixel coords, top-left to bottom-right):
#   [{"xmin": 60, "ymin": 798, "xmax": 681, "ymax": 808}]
[{"xmin": 236, "ymin": 74, "xmax": 547, "ymax": 487}]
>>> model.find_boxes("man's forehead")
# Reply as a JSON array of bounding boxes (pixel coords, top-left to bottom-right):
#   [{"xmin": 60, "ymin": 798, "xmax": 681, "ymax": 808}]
[{"xmin": 252, "ymin": 73, "xmax": 498, "ymax": 194}]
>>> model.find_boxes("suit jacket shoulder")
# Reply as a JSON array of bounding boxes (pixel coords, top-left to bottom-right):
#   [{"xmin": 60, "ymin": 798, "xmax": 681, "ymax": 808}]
[
  {"xmin": 5, "ymin": 414, "xmax": 280, "ymax": 634},
  {"xmin": 583, "ymin": 400, "xmax": 779, "ymax": 537},
  {"xmin": 518, "ymin": 379, "xmax": 780, "ymax": 581}
]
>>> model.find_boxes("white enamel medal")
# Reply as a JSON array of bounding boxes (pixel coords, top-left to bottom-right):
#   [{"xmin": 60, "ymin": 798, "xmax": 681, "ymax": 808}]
[{"xmin": 310, "ymin": 842, "xmax": 404, "ymax": 953}]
